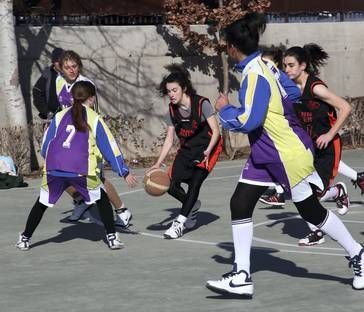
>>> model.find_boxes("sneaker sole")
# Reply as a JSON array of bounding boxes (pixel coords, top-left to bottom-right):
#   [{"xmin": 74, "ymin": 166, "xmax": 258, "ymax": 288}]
[
  {"xmin": 298, "ymin": 238, "xmax": 325, "ymax": 246},
  {"xmin": 258, "ymin": 198, "xmax": 285, "ymax": 206},
  {"xmin": 206, "ymin": 283, "xmax": 253, "ymax": 298},
  {"xmin": 337, "ymin": 206, "xmax": 348, "ymax": 215},
  {"xmin": 108, "ymin": 241, "xmax": 125, "ymax": 250},
  {"xmin": 163, "ymin": 233, "xmax": 182, "ymax": 239},
  {"xmin": 16, "ymin": 246, "xmax": 30, "ymax": 251},
  {"xmin": 109, "ymin": 245, "xmax": 124, "ymax": 250}
]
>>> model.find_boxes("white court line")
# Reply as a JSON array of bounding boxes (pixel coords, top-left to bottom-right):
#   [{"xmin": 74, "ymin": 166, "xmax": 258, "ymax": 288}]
[
  {"xmin": 10, "ymin": 162, "xmax": 364, "ymax": 258},
  {"xmin": 137, "ymin": 231, "xmax": 347, "ymax": 257},
  {"xmin": 118, "ymin": 169, "xmax": 364, "ymax": 257}
]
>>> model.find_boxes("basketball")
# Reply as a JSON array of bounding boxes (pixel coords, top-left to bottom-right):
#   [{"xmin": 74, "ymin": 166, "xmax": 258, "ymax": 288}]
[{"xmin": 143, "ymin": 168, "xmax": 171, "ymax": 196}]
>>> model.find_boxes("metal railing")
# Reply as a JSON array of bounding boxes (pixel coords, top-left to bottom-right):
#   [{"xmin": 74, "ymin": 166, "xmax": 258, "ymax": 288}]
[
  {"xmin": 14, "ymin": 11, "xmax": 364, "ymax": 26},
  {"xmin": 15, "ymin": 14, "xmax": 165, "ymax": 26},
  {"xmin": 267, "ymin": 11, "xmax": 364, "ymax": 23}
]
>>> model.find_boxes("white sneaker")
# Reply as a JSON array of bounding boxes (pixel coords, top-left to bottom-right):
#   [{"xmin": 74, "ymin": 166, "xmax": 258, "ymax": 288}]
[
  {"xmin": 164, "ymin": 220, "xmax": 185, "ymax": 239},
  {"xmin": 206, "ymin": 269, "xmax": 254, "ymax": 296},
  {"xmin": 115, "ymin": 208, "xmax": 132, "ymax": 228},
  {"xmin": 347, "ymin": 246, "xmax": 364, "ymax": 290},
  {"xmin": 106, "ymin": 233, "xmax": 124, "ymax": 250},
  {"xmin": 15, "ymin": 233, "xmax": 30, "ymax": 251},
  {"xmin": 185, "ymin": 200, "xmax": 201, "ymax": 229},
  {"xmin": 68, "ymin": 202, "xmax": 90, "ymax": 221}
]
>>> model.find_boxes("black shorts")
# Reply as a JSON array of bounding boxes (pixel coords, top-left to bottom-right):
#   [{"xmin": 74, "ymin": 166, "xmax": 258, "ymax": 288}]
[{"xmin": 314, "ymin": 134, "xmax": 341, "ymax": 190}]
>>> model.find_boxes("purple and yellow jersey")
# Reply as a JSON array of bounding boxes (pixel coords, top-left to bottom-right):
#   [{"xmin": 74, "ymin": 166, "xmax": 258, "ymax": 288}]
[
  {"xmin": 41, "ymin": 106, "xmax": 129, "ymax": 189},
  {"xmin": 219, "ymin": 52, "xmax": 315, "ymax": 188},
  {"xmin": 56, "ymin": 74, "xmax": 94, "ymax": 109}
]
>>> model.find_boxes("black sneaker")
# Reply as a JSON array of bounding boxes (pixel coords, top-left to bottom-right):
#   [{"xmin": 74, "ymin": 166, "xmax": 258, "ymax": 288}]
[
  {"xmin": 352, "ymin": 171, "xmax": 364, "ymax": 195},
  {"xmin": 298, "ymin": 230, "xmax": 325, "ymax": 246},
  {"xmin": 259, "ymin": 191, "xmax": 285, "ymax": 206}
]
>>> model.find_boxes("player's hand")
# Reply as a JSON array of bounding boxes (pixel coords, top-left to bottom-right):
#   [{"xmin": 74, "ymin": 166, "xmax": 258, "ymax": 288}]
[
  {"xmin": 124, "ymin": 173, "xmax": 138, "ymax": 188},
  {"xmin": 203, "ymin": 149, "xmax": 211, "ymax": 168},
  {"xmin": 146, "ymin": 164, "xmax": 160, "ymax": 173},
  {"xmin": 316, "ymin": 133, "xmax": 333, "ymax": 149},
  {"xmin": 215, "ymin": 92, "xmax": 229, "ymax": 112}
]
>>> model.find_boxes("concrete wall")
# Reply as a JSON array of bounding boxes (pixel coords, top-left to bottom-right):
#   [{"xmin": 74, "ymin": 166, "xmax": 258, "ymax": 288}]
[{"xmin": 16, "ymin": 22, "xmax": 364, "ymax": 158}]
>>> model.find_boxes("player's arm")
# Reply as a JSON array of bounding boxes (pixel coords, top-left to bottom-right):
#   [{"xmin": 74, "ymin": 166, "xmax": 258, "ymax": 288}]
[
  {"xmin": 217, "ymin": 73, "xmax": 271, "ymax": 133},
  {"xmin": 95, "ymin": 117, "xmax": 129, "ymax": 177},
  {"xmin": 40, "ymin": 117, "xmax": 57, "ymax": 158},
  {"xmin": 313, "ymin": 84, "xmax": 352, "ymax": 149}
]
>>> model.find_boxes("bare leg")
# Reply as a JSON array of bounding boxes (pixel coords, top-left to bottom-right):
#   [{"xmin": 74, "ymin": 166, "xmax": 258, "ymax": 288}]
[{"xmin": 104, "ymin": 179, "xmax": 123, "ymax": 209}]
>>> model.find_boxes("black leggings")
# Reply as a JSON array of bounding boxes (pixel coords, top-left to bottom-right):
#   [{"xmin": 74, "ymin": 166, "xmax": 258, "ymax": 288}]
[
  {"xmin": 230, "ymin": 182, "xmax": 328, "ymax": 226},
  {"xmin": 168, "ymin": 168, "xmax": 209, "ymax": 217},
  {"xmin": 23, "ymin": 189, "xmax": 115, "ymax": 238}
]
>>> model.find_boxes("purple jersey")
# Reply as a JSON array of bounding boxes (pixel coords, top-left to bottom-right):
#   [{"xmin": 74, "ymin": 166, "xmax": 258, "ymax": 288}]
[{"xmin": 56, "ymin": 74, "xmax": 94, "ymax": 109}]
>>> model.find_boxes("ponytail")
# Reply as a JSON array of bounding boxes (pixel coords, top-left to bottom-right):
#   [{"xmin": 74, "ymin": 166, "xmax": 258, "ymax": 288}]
[
  {"xmin": 71, "ymin": 81, "xmax": 96, "ymax": 132},
  {"xmin": 303, "ymin": 43, "xmax": 328, "ymax": 76},
  {"xmin": 285, "ymin": 43, "xmax": 328, "ymax": 76}
]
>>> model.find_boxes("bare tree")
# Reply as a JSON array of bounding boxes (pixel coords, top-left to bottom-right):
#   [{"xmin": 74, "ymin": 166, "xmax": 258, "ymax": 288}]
[
  {"xmin": 163, "ymin": 0, "xmax": 271, "ymax": 158},
  {"xmin": 0, "ymin": 0, "xmax": 30, "ymax": 173}
]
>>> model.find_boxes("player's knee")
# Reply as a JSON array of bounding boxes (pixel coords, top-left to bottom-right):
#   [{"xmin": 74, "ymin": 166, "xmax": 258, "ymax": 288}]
[
  {"xmin": 295, "ymin": 195, "xmax": 328, "ymax": 226},
  {"xmin": 230, "ymin": 193, "xmax": 253, "ymax": 220}
]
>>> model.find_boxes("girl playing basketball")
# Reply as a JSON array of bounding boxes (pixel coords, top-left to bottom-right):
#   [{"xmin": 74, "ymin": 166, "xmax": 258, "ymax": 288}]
[
  {"xmin": 16, "ymin": 81, "xmax": 137, "ymax": 251},
  {"xmin": 206, "ymin": 12, "xmax": 364, "ymax": 296},
  {"xmin": 149, "ymin": 64, "xmax": 222, "ymax": 239}
]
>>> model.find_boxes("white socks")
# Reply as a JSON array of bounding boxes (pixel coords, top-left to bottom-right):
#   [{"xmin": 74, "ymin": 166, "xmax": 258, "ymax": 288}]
[
  {"xmin": 177, "ymin": 214, "xmax": 187, "ymax": 224},
  {"xmin": 320, "ymin": 210, "xmax": 362, "ymax": 257},
  {"xmin": 339, "ymin": 160, "xmax": 357, "ymax": 181},
  {"xmin": 232, "ymin": 219, "xmax": 253, "ymax": 273}
]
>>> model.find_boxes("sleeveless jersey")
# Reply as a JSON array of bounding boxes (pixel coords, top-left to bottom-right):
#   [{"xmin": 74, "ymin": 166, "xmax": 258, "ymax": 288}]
[
  {"xmin": 296, "ymin": 75, "xmax": 337, "ymax": 140},
  {"xmin": 169, "ymin": 95, "xmax": 212, "ymax": 162}
]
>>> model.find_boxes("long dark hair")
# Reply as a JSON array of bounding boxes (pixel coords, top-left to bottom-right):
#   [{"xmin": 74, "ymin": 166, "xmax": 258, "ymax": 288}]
[
  {"xmin": 261, "ymin": 45, "xmax": 284, "ymax": 70},
  {"xmin": 223, "ymin": 12, "xmax": 266, "ymax": 56},
  {"xmin": 284, "ymin": 43, "xmax": 329, "ymax": 76},
  {"xmin": 158, "ymin": 64, "xmax": 196, "ymax": 97},
  {"xmin": 71, "ymin": 81, "xmax": 96, "ymax": 132}
]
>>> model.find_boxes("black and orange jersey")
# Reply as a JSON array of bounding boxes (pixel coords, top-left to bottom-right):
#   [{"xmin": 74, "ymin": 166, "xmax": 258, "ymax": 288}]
[{"xmin": 295, "ymin": 75, "xmax": 337, "ymax": 140}]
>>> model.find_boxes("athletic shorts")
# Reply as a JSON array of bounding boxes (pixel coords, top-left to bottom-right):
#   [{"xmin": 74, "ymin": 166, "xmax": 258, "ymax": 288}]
[
  {"xmin": 169, "ymin": 136, "xmax": 222, "ymax": 182},
  {"xmin": 39, "ymin": 174, "xmax": 102, "ymax": 207},
  {"xmin": 239, "ymin": 156, "xmax": 323, "ymax": 202},
  {"xmin": 314, "ymin": 134, "xmax": 341, "ymax": 191}
]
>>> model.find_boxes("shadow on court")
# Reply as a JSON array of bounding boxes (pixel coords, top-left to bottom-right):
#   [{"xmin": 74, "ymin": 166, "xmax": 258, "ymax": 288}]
[
  {"xmin": 146, "ymin": 207, "xmax": 219, "ymax": 231},
  {"xmin": 29, "ymin": 222, "xmax": 106, "ymax": 249},
  {"xmin": 265, "ymin": 212, "xmax": 310, "ymax": 239},
  {"xmin": 30, "ymin": 219, "xmax": 138, "ymax": 249},
  {"xmin": 208, "ymin": 242, "xmax": 351, "ymax": 295}
]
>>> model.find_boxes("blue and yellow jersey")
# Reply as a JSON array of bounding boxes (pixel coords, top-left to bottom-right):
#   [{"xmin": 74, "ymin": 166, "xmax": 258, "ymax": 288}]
[
  {"xmin": 41, "ymin": 106, "xmax": 129, "ymax": 187},
  {"xmin": 219, "ymin": 52, "xmax": 315, "ymax": 188}
]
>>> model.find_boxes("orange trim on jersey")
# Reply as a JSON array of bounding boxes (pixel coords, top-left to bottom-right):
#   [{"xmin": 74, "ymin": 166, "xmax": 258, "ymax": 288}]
[
  {"xmin": 328, "ymin": 134, "xmax": 341, "ymax": 186},
  {"xmin": 195, "ymin": 136, "xmax": 223, "ymax": 173},
  {"xmin": 310, "ymin": 80, "xmax": 327, "ymax": 97}
]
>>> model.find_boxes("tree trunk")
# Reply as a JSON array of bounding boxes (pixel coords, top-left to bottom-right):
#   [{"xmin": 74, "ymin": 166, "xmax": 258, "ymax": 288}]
[{"xmin": 0, "ymin": 0, "xmax": 31, "ymax": 173}]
